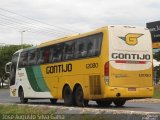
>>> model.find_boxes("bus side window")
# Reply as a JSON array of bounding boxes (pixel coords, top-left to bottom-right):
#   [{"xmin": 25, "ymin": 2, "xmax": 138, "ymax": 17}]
[
  {"xmin": 75, "ymin": 38, "xmax": 87, "ymax": 58},
  {"xmin": 49, "ymin": 47, "xmax": 54, "ymax": 63},
  {"xmin": 37, "ymin": 49, "xmax": 44, "ymax": 64},
  {"xmin": 19, "ymin": 52, "xmax": 28, "ymax": 68},
  {"xmin": 87, "ymin": 33, "xmax": 102, "ymax": 57},
  {"xmin": 63, "ymin": 41, "xmax": 75, "ymax": 60},
  {"xmin": 86, "ymin": 41, "xmax": 93, "ymax": 57},
  {"xmin": 43, "ymin": 47, "xmax": 50, "ymax": 63},
  {"xmin": 51, "ymin": 44, "xmax": 63, "ymax": 62},
  {"xmin": 94, "ymin": 33, "xmax": 103, "ymax": 56},
  {"xmin": 28, "ymin": 49, "xmax": 37, "ymax": 65}
]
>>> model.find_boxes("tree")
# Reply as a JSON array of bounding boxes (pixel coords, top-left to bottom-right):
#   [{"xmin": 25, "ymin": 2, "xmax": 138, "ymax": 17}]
[
  {"xmin": 154, "ymin": 51, "xmax": 160, "ymax": 61},
  {"xmin": 0, "ymin": 44, "xmax": 32, "ymax": 87},
  {"xmin": 153, "ymin": 51, "xmax": 160, "ymax": 84}
]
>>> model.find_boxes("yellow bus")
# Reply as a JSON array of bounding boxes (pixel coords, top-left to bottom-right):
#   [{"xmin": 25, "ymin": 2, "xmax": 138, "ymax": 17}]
[{"xmin": 6, "ymin": 25, "xmax": 153, "ymax": 107}]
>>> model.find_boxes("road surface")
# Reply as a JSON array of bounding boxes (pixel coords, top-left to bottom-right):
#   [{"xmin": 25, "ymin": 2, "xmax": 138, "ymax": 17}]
[{"xmin": 0, "ymin": 89, "xmax": 160, "ymax": 112}]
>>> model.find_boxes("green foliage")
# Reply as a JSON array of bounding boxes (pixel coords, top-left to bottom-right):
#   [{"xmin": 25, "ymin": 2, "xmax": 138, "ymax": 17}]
[
  {"xmin": 0, "ymin": 44, "xmax": 32, "ymax": 79},
  {"xmin": 0, "ymin": 105, "xmax": 109, "ymax": 120},
  {"xmin": 153, "ymin": 51, "xmax": 160, "ymax": 84},
  {"xmin": 154, "ymin": 51, "xmax": 160, "ymax": 61},
  {"xmin": 0, "ymin": 105, "xmax": 55, "ymax": 114},
  {"xmin": 153, "ymin": 85, "xmax": 160, "ymax": 99}
]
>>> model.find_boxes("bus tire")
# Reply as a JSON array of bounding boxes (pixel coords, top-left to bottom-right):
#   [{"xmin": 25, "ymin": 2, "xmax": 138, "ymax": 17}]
[
  {"xmin": 75, "ymin": 85, "xmax": 88, "ymax": 107},
  {"xmin": 19, "ymin": 88, "xmax": 28, "ymax": 103},
  {"xmin": 96, "ymin": 100, "xmax": 112, "ymax": 107},
  {"xmin": 63, "ymin": 85, "xmax": 73, "ymax": 106},
  {"xmin": 113, "ymin": 99, "xmax": 126, "ymax": 107},
  {"xmin": 50, "ymin": 98, "xmax": 57, "ymax": 104}
]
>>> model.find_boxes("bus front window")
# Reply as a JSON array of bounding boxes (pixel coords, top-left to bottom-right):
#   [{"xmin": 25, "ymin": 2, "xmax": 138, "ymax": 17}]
[{"xmin": 10, "ymin": 53, "xmax": 19, "ymax": 86}]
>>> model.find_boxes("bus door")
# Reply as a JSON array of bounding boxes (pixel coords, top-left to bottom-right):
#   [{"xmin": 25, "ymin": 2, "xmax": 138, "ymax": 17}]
[{"xmin": 108, "ymin": 26, "xmax": 152, "ymax": 87}]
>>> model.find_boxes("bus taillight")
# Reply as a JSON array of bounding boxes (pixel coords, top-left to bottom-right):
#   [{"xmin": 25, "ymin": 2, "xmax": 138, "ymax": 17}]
[{"xmin": 104, "ymin": 62, "xmax": 109, "ymax": 84}]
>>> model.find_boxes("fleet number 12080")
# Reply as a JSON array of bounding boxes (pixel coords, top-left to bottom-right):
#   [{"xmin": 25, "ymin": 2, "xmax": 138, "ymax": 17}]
[{"xmin": 86, "ymin": 63, "xmax": 98, "ymax": 69}]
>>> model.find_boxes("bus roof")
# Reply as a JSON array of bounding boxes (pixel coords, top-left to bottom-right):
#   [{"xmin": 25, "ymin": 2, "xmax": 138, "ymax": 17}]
[
  {"xmin": 38, "ymin": 25, "xmax": 148, "ymax": 48},
  {"xmin": 14, "ymin": 25, "xmax": 149, "ymax": 53},
  {"xmin": 38, "ymin": 26, "xmax": 107, "ymax": 48}
]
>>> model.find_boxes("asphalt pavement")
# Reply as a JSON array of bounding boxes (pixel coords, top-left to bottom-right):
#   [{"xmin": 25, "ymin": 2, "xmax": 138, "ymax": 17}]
[{"xmin": 0, "ymin": 88, "xmax": 160, "ymax": 113}]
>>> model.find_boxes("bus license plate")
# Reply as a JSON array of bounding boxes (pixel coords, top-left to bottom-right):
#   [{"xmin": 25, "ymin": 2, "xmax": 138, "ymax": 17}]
[{"xmin": 128, "ymin": 88, "xmax": 136, "ymax": 91}]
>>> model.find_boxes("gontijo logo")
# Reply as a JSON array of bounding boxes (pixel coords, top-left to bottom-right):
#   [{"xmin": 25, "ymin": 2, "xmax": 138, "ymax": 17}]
[{"xmin": 119, "ymin": 33, "xmax": 143, "ymax": 45}]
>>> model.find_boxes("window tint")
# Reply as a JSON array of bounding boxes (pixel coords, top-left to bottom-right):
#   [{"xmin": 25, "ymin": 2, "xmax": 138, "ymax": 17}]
[
  {"xmin": 37, "ymin": 49, "xmax": 44, "ymax": 64},
  {"xmin": 10, "ymin": 53, "xmax": 19, "ymax": 85},
  {"xmin": 75, "ymin": 33, "xmax": 102, "ymax": 58},
  {"xmin": 28, "ymin": 49, "xmax": 37, "ymax": 65},
  {"xmin": 17, "ymin": 33, "xmax": 102, "ymax": 66},
  {"xmin": 43, "ymin": 47, "xmax": 50, "ymax": 63},
  {"xmin": 63, "ymin": 41, "xmax": 75, "ymax": 60},
  {"xmin": 75, "ymin": 38, "xmax": 87, "ymax": 58},
  {"xmin": 50, "ymin": 44, "xmax": 64, "ymax": 62},
  {"xmin": 87, "ymin": 33, "xmax": 102, "ymax": 57},
  {"xmin": 19, "ymin": 52, "xmax": 28, "ymax": 68},
  {"xmin": 12, "ymin": 53, "xmax": 19, "ymax": 68}
]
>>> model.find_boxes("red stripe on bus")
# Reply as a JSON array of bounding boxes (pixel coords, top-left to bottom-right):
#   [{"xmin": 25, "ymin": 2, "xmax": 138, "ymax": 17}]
[{"xmin": 115, "ymin": 60, "xmax": 146, "ymax": 64}]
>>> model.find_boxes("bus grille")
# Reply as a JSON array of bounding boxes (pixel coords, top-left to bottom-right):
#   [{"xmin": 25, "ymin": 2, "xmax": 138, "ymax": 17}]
[{"xmin": 89, "ymin": 75, "xmax": 101, "ymax": 95}]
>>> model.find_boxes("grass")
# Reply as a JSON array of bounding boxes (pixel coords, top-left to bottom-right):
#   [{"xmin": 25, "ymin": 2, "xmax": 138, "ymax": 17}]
[
  {"xmin": 0, "ymin": 104, "xmax": 55, "ymax": 114},
  {"xmin": 0, "ymin": 105, "xmax": 111, "ymax": 120},
  {"xmin": 0, "ymin": 104, "xmax": 57, "ymax": 120},
  {"xmin": 153, "ymin": 85, "xmax": 160, "ymax": 99}
]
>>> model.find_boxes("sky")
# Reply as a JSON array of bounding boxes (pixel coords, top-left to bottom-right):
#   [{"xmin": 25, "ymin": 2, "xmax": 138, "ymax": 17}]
[{"xmin": 0, "ymin": 0, "xmax": 160, "ymax": 45}]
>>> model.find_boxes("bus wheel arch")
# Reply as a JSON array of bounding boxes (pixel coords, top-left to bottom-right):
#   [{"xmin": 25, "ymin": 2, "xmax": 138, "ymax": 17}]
[
  {"xmin": 18, "ymin": 86, "xmax": 28, "ymax": 103},
  {"xmin": 73, "ymin": 84, "xmax": 88, "ymax": 107},
  {"xmin": 62, "ymin": 84, "xmax": 73, "ymax": 106}
]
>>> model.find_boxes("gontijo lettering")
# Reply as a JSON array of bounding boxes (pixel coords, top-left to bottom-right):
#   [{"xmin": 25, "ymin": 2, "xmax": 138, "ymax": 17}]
[
  {"xmin": 112, "ymin": 53, "xmax": 151, "ymax": 60},
  {"xmin": 46, "ymin": 63, "xmax": 72, "ymax": 74}
]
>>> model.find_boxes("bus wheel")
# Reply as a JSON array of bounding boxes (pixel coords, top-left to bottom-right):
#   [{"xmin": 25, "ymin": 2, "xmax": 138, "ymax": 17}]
[
  {"xmin": 113, "ymin": 99, "xmax": 126, "ymax": 107},
  {"xmin": 50, "ymin": 98, "xmax": 57, "ymax": 104},
  {"xmin": 63, "ymin": 85, "xmax": 73, "ymax": 106},
  {"xmin": 75, "ymin": 85, "xmax": 88, "ymax": 107},
  {"xmin": 96, "ymin": 100, "xmax": 112, "ymax": 107},
  {"xmin": 19, "ymin": 88, "xmax": 28, "ymax": 103}
]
